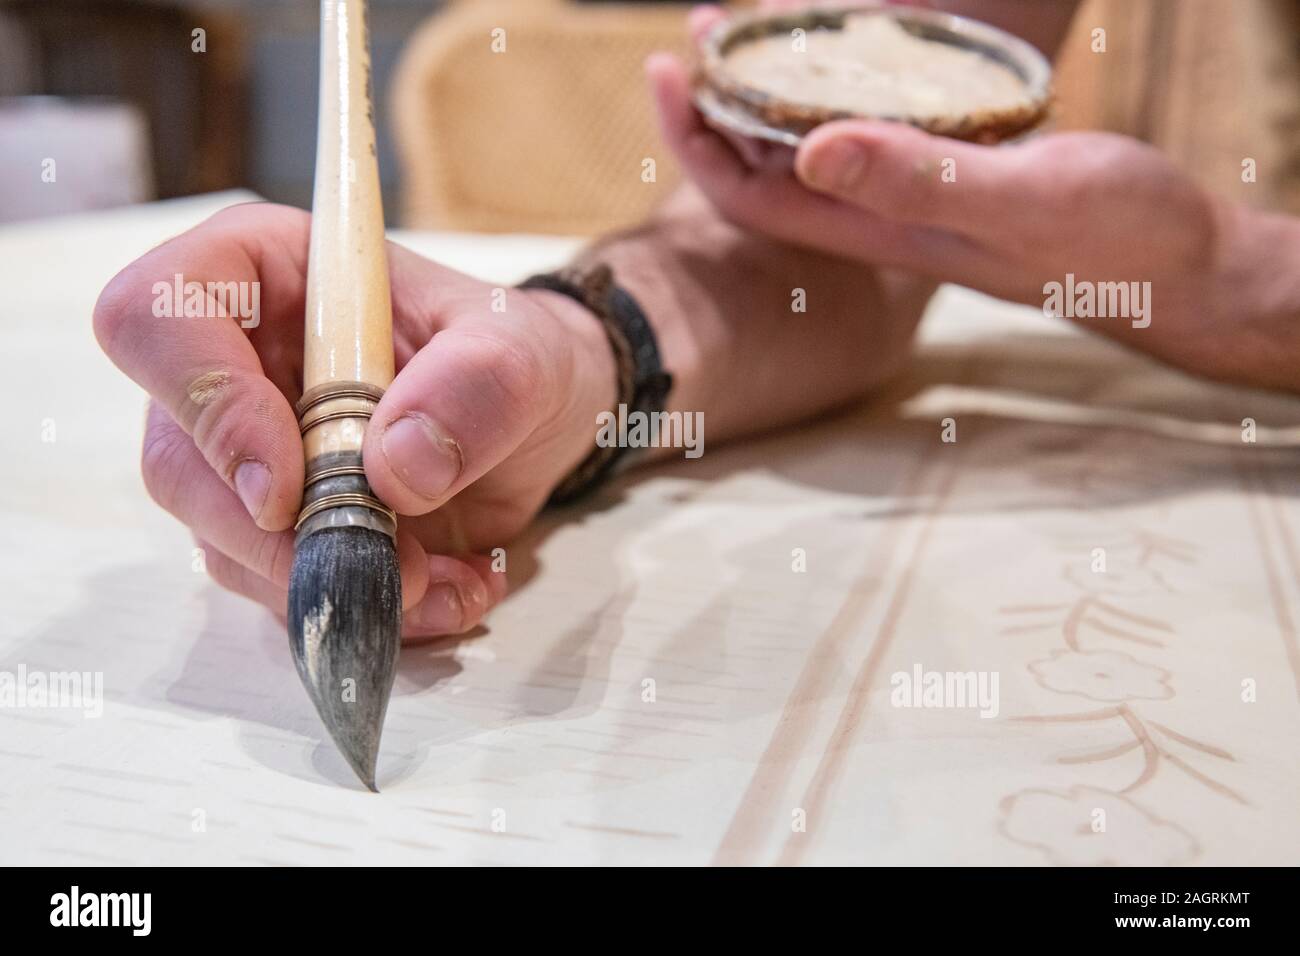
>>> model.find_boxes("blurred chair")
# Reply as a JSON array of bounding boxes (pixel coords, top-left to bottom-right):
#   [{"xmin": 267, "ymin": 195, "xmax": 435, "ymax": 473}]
[
  {"xmin": 0, "ymin": 97, "xmax": 152, "ymax": 222},
  {"xmin": 392, "ymin": 0, "xmax": 692, "ymax": 235},
  {"xmin": 0, "ymin": 0, "xmax": 246, "ymax": 204}
]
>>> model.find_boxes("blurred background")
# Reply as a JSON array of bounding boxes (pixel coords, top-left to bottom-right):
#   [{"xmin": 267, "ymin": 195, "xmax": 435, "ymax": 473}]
[{"xmin": 0, "ymin": 0, "xmax": 1296, "ymax": 233}]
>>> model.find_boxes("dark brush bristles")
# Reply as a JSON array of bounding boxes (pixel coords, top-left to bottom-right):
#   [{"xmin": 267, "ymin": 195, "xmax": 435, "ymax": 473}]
[{"xmin": 288, "ymin": 526, "xmax": 402, "ymax": 791}]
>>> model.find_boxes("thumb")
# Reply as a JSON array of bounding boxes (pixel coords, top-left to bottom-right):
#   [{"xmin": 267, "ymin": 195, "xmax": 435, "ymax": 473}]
[
  {"xmin": 795, "ymin": 120, "xmax": 1030, "ymax": 236},
  {"xmin": 363, "ymin": 318, "xmax": 551, "ymax": 517}
]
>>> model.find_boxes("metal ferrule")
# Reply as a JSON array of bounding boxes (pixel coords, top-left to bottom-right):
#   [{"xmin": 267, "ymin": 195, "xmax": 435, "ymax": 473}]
[{"xmin": 294, "ymin": 383, "xmax": 397, "ymax": 543}]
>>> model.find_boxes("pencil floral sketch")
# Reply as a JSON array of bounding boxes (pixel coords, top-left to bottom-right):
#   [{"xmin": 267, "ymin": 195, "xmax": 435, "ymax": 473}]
[{"xmin": 997, "ymin": 488, "xmax": 1243, "ymax": 865}]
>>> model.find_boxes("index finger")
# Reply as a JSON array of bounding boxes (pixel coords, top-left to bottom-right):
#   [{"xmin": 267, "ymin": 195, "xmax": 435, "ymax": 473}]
[{"xmin": 93, "ymin": 202, "xmax": 308, "ymax": 531}]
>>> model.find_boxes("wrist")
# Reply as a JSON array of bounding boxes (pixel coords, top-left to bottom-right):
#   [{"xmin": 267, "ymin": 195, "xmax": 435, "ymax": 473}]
[{"xmin": 522, "ymin": 287, "xmax": 619, "ymax": 490}]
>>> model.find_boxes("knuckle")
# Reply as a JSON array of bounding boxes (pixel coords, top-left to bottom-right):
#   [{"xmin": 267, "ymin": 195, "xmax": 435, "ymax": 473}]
[
  {"xmin": 203, "ymin": 548, "xmax": 238, "ymax": 590},
  {"xmin": 854, "ymin": 164, "xmax": 929, "ymax": 222},
  {"xmin": 1039, "ymin": 137, "xmax": 1127, "ymax": 212},
  {"xmin": 457, "ymin": 329, "xmax": 549, "ymax": 422},
  {"xmin": 188, "ymin": 377, "xmax": 277, "ymax": 478},
  {"xmin": 249, "ymin": 528, "xmax": 296, "ymax": 586},
  {"xmin": 140, "ymin": 420, "xmax": 196, "ymax": 516},
  {"xmin": 206, "ymin": 201, "xmax": 309, "ymax": 236},
  {"xmin": 896, "ymin": 180, "xmax": 942, "ymax": 221},
  {"xmin": 92, "ymin": 269, "xmax": 142, "ymax": 357},
  {"xmin": 204, "ymin": 547, "xmax": 283, "ymax": 615}
]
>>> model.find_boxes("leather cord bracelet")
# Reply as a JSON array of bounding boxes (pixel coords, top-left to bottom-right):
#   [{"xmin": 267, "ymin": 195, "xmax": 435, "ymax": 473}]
[{"xmin": 520, "ymin": 264, "xmax": 673, "ymax": 505}]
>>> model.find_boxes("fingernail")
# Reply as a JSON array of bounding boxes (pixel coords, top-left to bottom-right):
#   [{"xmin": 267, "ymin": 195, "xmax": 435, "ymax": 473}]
[
  {"xmin": 803, "ymin": 139, "xmax": 869, "ymax": 194},
  {"xmin": 233, "ymin": 460, "xmax": 271, "ymax": 521},
  {"xmin": 412, "ymin": 581, "xmax": 464, "ymax": 633},
  {"xmin": 381, "ymin": 415, "xmax": 462, "ymax": 500}
]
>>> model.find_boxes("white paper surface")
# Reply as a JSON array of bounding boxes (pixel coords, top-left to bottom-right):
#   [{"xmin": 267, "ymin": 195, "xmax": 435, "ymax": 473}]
[{"xmin": 2, "ymin": 193, "xmax": 1298, "ymax": 865}]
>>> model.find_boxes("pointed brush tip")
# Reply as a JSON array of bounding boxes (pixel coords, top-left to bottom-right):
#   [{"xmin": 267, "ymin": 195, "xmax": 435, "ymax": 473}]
[
  {"xmin": 327, "ymin": 724, "xmax": 382, "ymax": 792},
  {"xmin": 288, "ymin": 526, "xmax": 401, "ymax": 792},
  {"xmin": 345, "ymin": 753, "xmax": 380, "ymax": 792},
  {"xmin": 349, "ymin": 754, "xmax": 379, "ymax": 792}
]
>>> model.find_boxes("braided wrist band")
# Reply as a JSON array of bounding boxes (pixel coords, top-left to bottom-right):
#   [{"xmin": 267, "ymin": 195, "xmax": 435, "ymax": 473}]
[{"xmin": 520, "ymin": 264, "xmax": 673, "ymax": 505}]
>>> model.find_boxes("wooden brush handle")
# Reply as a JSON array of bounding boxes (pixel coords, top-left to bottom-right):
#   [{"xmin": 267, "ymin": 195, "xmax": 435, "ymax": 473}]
[
  {"xmin": 295, "ymin": 0, "xmax": 396, "ymax": 540},
  {"xmin": 302, "ymin": 0, "xmax": 392, "ymax": 464}
]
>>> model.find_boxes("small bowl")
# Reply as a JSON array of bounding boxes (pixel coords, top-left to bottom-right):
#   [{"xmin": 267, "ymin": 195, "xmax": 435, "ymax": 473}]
[{"xmin": 695, "ymin": 4, "xmax": 1053, "ymax": 147}]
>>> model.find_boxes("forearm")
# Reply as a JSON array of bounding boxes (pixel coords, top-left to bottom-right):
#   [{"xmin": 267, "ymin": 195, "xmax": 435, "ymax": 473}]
[{"xmin": 576, "ymin": 188, "xmax": 934, "ymax": 450}]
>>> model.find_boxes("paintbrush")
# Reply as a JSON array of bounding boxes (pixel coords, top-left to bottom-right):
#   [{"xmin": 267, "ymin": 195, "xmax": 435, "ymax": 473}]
[{"xmin": 288, "ymin": 0, "xmax": 401, "ymax": 792}]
